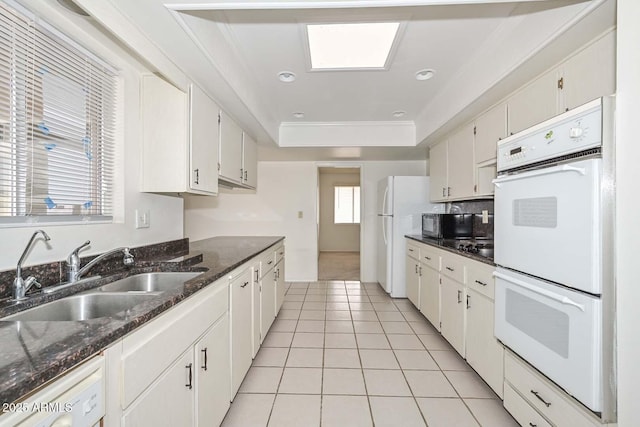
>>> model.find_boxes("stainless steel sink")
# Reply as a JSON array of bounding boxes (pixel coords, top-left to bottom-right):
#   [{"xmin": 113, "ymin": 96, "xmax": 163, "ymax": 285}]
[
  {"xmin": 96, "ymin": 272, "xmax": 201, "ymax": 293},
  {"xmin": 3, "ymin": 293, "xmax": 159, "ymax": 321}
]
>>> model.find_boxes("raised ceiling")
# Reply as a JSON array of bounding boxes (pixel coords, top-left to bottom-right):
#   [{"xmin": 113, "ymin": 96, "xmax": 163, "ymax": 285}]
[{"xmin": 73, "ymin": 0, "xmax": 615, "ymax": 160}]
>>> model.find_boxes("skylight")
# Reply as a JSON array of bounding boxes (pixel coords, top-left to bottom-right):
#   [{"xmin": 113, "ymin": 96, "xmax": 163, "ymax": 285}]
[{"xmin": 307, "ymin": 22, "xmax": 400, "ymax": 70}]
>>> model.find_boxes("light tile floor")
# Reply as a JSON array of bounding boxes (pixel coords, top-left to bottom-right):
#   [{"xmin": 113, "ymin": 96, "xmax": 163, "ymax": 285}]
[{"xmin": 222, "ymin": 281, "xmax": 519, "ymax": 427}]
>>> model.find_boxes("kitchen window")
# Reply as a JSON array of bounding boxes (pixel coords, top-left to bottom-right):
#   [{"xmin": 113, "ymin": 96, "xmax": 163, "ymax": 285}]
[
  {"xmin": 334, "ymin": 185, "xmax": 360, "ymax": 224},
  {"xmin": 0, "ymin": 1, "xmax": 117, "ymax": 225}
]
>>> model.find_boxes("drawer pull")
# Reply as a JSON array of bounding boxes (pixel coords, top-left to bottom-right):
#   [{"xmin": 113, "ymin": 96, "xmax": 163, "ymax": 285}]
[
  {"xmin": 424, "ymin": 256, "xmax": 431, "ymax": 260},
  {"xmin": 279, "ymin": 251, "xmax": 284, "ymax": 255},
  {"xmin": 268, "ymin": 260, "xmax": 273, "ymax": 265},
  {"xmin": 409, "ymin": 248, "xmax": 414, "ymax": 252},
  {"xmin": 529, "ymin": 424, "xmax": 537, "ymax": 427},
  {"xmin": 446, "ymin": 266, "xmax": 455, "ymax": 272},
  {"xmin": 241, "ymin": 281, "xmax": 249, "ymax": 288},
  {"xmin": 475, "ymin": 279, "xmax": 488, "ymax": 286},
  {"xmin": 186, "ymin": 363, "xmax": 193, "ymax": 389},
  {"xmin": 530, "ymin": 390, "xmax": 551, "ymax": 407},
  {"xmin": 202, "ymin": 348, "xmax": 208, "ymax": 371}
]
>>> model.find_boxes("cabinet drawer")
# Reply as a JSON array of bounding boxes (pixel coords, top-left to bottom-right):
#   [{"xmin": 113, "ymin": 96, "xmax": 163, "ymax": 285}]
[
  {"xmin": 441, "ymin": 253, "xmax": 465, "ymax": 283},
  {"xmin": 121, "ymin": 281, "xmax": 228, "ymax": 408},
  {"xmin": 274, "ymin": 244, "xmax": 285, "ymax": 264},
  {"xmin": 420, "ymin": 245, "xmax": 440, "ymax": 270},
  {"xmin": 260, "ymin": 250, "xmax": 276, "ymax": 277},
  {"xmin": 466, "ymin": 261, "xmax": 495, "ymax": 300},
  {"xmin": 407, "ymin": 241, "xmax": 420, "ymax": 260},
  {"xmin": 504, "ymin": 383, "xmax": 552, "ymax": 427},
  {"xmin": 504, "ymin": 351, "xmax": 601, "ymax": 427}
]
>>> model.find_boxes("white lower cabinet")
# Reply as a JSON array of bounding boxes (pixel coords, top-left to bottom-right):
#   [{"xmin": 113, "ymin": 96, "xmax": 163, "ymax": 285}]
[
  {"xmin": 251, "ymin": 262, "xmax": 261, "ymax": 357},
  {"xmin": 196, "ymin": 316, "xmax": 230, "ymax": 426},
  {"xmin": 122, "ymin": 349, "xmax": 195, "ymax": 426},
  {"xmin": 230, "ymin": 268, "xmax": 253, "ymax": 398},
  {"xmin": 406, "ymin": 256, "xmax": 421, "ymax": 310},
  {"xmin": 504, "ymin": 350, "xmax": 604, "ymax": 427},
  {"xmin": 261, "ymin": 266, "xmax": 276, "ymax": 338},
  {"xmin": 101, "ymin": 241, "xmax": 285, "ymax": 427},
  {"xmin": 466, "ymin": 288, "xmax": 503, "ymax": 398},
  {"xmin": 275, "ymin": 257, "xmax": 285, "ymax": 314},
  {"xmin": 418, "ymin": 264, "xmax": 440, "ymax": 332},
  {"xmin": 440, "ymin": 275, "xmax": 466, "ymax": 357}
]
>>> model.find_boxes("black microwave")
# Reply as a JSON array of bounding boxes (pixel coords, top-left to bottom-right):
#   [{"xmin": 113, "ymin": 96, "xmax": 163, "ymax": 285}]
[{"xmin": 422, "ymin": 213, "xmax": 474, "ymax": 239}]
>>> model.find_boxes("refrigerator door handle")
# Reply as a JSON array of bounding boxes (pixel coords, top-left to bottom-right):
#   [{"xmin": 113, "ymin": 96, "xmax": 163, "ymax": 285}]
[
  {"xmin": 382, "ymin": 216, "xmax": 388, "ymax": 246},
  {"xmin": 382, "ymin": 185, "xmax": 389, "ymax": 216}
]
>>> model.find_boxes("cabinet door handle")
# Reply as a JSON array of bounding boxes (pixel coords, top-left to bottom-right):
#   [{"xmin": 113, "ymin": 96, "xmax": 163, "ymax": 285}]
[
  {"xmin": 446, "ymin": 266, "xmax": 455, "ymax": 272},
  {"xmin": 241, "ymin": 281, "xmax": 249, "ymax": 288},
  {"xmin": 466, "ymin": 294, "xmax": 470, "ymax": 309},
  {"xmin": 530, "ymin": 390, "xmax": 551, "ymax": 407},
  {"xmin": 415, "ymin": 264, "xmax": 418, "ymax": 274},
  {"xmin": 408, "ymin": 248, "xmax": 414, "ymax": 252},
  {"xmin": 194, "ymin": 168, "xmax": 199, "ymax": 184},
  {"xmin": 255, "ymin": 269, "xmax": 259, "ymax": 282},
  {"xmin": 529, "ymin": 424, "xmax": 538, "ymax": 427},
  {"xmin": 268, "ymin": 260, "xmax": 273, "ymax": 265},
  {"xmin": 447, "ymin": 187, "xmax": 451, "ymax": 196},
  {"xmin": 240, "ymin": 168, "xmax": 244, "ymax": 180},
  {"xmin": 279, "ymin": 251, "xmax": 284, "ymax": 255},
  {"xmin": 442, "ymin": 187, "xmax": 446, "ymax": 197},
  {"xmin": 419, "ymin": 266, "xmax": 422, "ymax": 277},
  {"xmin": 475, "ymin": 279, "xmax": 488, "ymax": 286},
  {"xmin": 244, "ymin": 170, "xmax": 248, "ymax": 181},
  {"xmin": 457, "ymin": 290, "xmax": 462, "ymax": 303},
  {"xmin": 424, "ymin": 256, "xmax": 431, "ymax": 260},
  {"xmin": 186, "ymin": 363, "xmax": 193, "ymax": 389},
  {"xmin": 201, "ymin": 348, "xmax": 208, "ymax": 371}
]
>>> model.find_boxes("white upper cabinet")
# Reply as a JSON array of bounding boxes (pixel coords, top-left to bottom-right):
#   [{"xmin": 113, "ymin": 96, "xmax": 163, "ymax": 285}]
[
  {"xmin": 190, "ymin": 84, "xmax": 219, "ymax": 195},
  {"xmin": 141, "ymin": 75, "xmax": 219, "ymax": 196},
  {"xmin": 218, "ymin": 113, "xmax": 258, "ymax": 190},
  {"xmin": 474, "ymin": 103, "xmax": 507, "ymax": 164},
  {"xmin": 219, "ymin": 111, "xmax": 244, "ymax": 186},
  {"xmin": 560, "ymin": 31, "xmax": 616, "ymax": 111},
  {"xmin": 242, "ymin": 133, "xmax": 258, "ymax": 189},
  {"xmin": 446, "ymin": 123, "xmax": 475, "ymax": 200},
  {"xmin": 507, "ymin": 68, "xmax": 560, "ymax": 135},
  {"xmin": 429, "ymin": 141, "xmax": 448, "ymax": 202}
]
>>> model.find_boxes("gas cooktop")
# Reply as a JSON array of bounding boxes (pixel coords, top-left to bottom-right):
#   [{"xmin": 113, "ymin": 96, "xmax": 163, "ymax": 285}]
[{"xmin": 441, "ymin": 239, "xmax": 494, "ymax": 259}]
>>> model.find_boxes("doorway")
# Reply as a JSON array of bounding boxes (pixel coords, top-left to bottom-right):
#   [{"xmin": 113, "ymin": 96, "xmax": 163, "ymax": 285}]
[{"xmin": 317, "ymin": 166, "xmax": 361, "ymax": 281}]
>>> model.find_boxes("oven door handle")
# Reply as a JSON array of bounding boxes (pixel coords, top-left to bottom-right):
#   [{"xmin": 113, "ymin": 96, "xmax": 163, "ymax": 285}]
[
  {"xmin": 493, "ymin": 271, "xmax": 585, "ymax": 312},
  {"xmin": 492, "ymin": 164, "xmax": 587, "ymax": 188}
]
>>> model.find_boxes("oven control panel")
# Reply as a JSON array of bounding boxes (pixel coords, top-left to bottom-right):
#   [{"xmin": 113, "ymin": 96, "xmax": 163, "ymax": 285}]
[{"xmin": 497, "ymin": 98, "xmax": 603, "ymax": 172}]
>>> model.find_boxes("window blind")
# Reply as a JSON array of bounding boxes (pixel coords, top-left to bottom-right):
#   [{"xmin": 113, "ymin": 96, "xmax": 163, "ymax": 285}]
[{"xmin": 0, "ymin": 2, "xmax": 116, "ymax": 224}]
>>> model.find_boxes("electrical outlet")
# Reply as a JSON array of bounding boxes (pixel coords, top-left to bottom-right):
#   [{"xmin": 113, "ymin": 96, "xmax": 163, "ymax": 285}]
[
  {"xmin": 135, "ymin": 209, "xmax": 150, "ymax": 229},
  {"xmin": 481, "ymin": 210, "xmax": 489, "ymax": 224}
]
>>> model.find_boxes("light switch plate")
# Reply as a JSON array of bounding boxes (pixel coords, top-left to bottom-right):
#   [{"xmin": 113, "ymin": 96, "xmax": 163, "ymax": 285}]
[
  {"xmin": 481, "ymin": 210, "xmax": 489, "ymax": 224},
  {"xmin": 135, "ymin": 209, "xmax": 150, "ymax": 229}
]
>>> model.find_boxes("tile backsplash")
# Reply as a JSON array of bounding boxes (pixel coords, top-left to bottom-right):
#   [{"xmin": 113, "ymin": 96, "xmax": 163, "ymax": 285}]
[{"xmin": 446, "ymin": 199, "xmax": 494, "ymax": 214}]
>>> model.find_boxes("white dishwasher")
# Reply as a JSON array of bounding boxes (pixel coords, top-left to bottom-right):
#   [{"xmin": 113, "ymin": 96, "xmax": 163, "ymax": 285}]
[{"xmin": 0, "ymin": 355, "xmax": 105, "ymax": 427}]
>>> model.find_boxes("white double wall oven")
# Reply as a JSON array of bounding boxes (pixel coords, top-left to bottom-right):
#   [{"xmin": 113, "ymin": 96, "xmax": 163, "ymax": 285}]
[{"xmin": 493, "ymin": 97, "xmax": 616, "ymax": 420}]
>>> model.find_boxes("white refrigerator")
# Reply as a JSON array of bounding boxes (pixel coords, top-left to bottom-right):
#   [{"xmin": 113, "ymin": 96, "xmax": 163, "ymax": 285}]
[{"xmin": 376, "ymin": 176, "xmax": 442, "ymax": 297}]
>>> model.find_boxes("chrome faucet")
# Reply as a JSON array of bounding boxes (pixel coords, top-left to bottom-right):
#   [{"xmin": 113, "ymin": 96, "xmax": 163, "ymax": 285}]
[
  {"xmin": 67, "ymin": 242, "xmax": 134, "ymax": 283},
  {"xmin": 13, "ymin": 230, "xmax": 51, "ymax": 300}
]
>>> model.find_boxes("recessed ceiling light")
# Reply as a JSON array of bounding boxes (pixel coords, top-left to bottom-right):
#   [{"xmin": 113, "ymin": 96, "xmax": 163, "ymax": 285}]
[
  {"xmin": 278, "ymin": 71, "xmax": 296, "ymax": 83},
  {"xmin": 393, "ymin": 111, "xmax": 406, "ymax": 118},
  {"xmin": 415, "ymin": 69, "xmax": 435, "ymax": 81},
  {"xmin": 307, "ymin": 22, "xmax": 400, "ymax": 70},
  {"xmin": 293, "ymin": 112, "xmax": 305, "ymax": 118}
]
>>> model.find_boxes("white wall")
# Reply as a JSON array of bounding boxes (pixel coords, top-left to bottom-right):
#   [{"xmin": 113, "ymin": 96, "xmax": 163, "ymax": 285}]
[
  {"xmin": 0, "ymin": 1, "xmax": 184, "ymax": 272},
  {"xmin": 184, "ymin": 160, "xmax": 427, "ymax": 282},
  {"xmin": 615, "ymin": 0, "xmax": 640, "ymax": 424},
  {"xmin": 184, "ymin": 162, "xmax": 319, "ymax": 281},
  {"xmin": 318, "ymin": 172, "xmax": 360, "ymax": 252}
]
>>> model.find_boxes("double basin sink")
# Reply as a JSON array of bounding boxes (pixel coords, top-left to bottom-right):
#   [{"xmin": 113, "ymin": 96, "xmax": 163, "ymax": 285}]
[{"xmin": 3, "ymin": 272, "xmax": 201, "ymax": 322}]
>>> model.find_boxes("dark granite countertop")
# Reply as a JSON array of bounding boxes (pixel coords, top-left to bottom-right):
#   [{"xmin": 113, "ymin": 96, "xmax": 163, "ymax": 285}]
[
  {"xmin": 0, "ymin": 236, "xmax": 284, "ymax": 406},
  {"xmin": 405, "ymin": 235, "xmax": 495, "ymax": 266}
]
